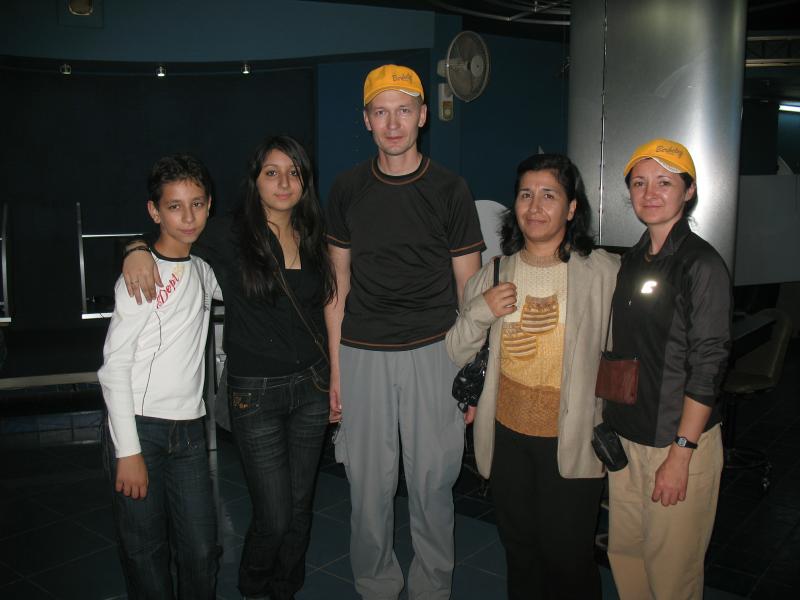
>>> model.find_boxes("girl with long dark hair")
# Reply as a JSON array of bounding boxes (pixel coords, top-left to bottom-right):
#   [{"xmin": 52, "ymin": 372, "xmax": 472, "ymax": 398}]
[{"xmin": 123, "ymin": 135, "xmax": 335, "ymax": 600}]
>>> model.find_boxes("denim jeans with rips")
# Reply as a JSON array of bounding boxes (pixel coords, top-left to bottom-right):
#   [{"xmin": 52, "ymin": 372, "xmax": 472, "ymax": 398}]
[
  {"xmin": 228, "ymin": 359, "xmax": 329, "ymax": 600},
  {"xmin": 102, "ymin": 415, "xmax": 220, "ymax": 600}
]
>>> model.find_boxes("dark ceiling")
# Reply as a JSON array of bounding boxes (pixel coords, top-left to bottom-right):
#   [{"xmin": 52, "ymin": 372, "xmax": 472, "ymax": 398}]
[{"xmin": 316, "ymin": 0, "xmax": 800, "ymax": 101}]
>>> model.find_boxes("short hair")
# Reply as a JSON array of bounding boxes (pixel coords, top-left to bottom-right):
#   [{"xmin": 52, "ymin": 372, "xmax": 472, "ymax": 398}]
[
  {"xmin": 147, "ymin": 154, "xmax": 213, "ymax": 205},
  {"xmin": 500, "ymin": 153, "xmax": 595, "ymax": 261},
  {"xmin": 624, "ymin": 170, "xmax": 698, "ymax": 217}
]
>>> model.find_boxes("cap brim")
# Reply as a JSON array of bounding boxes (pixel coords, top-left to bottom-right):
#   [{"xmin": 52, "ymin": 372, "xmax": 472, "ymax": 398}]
[
  {"xmin": 364, "ymin": 87, "xmax": 422, "ymax": 105},
  {"xmin": 624, "ymin": 155, "xmax": 683, "ymax": 177}
]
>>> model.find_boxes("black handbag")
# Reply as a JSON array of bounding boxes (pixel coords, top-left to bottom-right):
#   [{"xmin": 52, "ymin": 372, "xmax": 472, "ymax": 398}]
[
  {"xmin": 452, "ymin": 257, "xmax": 500, "ymax": 413},
  {"xmin": 591, "ymin": 422, "xmax": 628, "ymax": 471}
]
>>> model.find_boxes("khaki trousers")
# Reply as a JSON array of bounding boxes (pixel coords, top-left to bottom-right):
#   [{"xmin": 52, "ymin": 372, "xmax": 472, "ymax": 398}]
[{"xmin": 608, "ymin": 424, "xmax": 723, "ymax": 600}]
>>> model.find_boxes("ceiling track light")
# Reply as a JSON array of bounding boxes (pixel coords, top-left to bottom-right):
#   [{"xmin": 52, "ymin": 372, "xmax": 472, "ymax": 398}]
[
  {"xmin": 241, "ymin": 62, "xmax": 251, "ymax": 75},
  {"xmin": 156, "ymin": 65, "xmax": 166, "ymax": 78},
  {"xmin": 60, "ymin": 63, "xmax": 72, "ymax": 75}
]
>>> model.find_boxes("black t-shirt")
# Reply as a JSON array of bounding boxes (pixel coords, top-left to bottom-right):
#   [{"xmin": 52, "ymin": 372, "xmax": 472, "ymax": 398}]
[
  {"xmin": 191, "ymin": 214, "xmax": 326, "ymax": 377},
  {"xmin": 326, "ymin": 156, "xmax": 485, "ymax": 350}
]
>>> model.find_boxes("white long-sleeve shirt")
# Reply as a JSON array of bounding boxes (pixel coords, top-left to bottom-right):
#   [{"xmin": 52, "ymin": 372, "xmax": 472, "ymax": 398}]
[{"xmin": 98, "ymin": 251, "xmax": 222, "ymax": 458}]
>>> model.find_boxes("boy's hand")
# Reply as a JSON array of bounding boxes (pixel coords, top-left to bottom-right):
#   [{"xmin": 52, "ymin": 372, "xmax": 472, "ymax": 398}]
[
  {"xmin": 123, "ymin": 246, "xmax": 162, "ymax": 304},
  {"xmin": 116, "ymin": 454, "xmax": 149, "ymax": 500}
]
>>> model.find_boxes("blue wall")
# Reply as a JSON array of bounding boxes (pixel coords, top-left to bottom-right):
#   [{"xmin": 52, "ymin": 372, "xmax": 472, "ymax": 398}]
[
  {"xmin": 3, "ymin": 1, "xmax": 569, "ymax": 206},
  {"xmin": 1, "ymin": 0, "xmax": 435, "ymax": 62},
  {"xmin": 461, "ymin": 33, "xmax": 569, "ymax": 206}
]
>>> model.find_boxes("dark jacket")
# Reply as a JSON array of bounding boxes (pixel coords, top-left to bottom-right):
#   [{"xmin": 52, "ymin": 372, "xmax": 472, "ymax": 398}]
[{"xmin": 603, "ymin": 218, "xmax": 732, "ymax": 447}]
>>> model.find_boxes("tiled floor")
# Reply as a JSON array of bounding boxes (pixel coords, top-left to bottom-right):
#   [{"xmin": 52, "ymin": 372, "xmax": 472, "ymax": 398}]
[{"xmin": 1, "ymin": 342, "xmax": 798, "ymax": 599}]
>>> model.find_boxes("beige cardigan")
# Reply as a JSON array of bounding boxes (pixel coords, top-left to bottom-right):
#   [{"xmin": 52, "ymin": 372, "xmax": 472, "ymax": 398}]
[{"xmin": 446, "ymin": 250, "xmax": 620, "ymax": 479}]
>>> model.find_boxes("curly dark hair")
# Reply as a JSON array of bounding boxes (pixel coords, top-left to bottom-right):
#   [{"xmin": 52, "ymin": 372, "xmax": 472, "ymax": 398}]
[
  {"xmin": 147, "ymin": 154, "xmax": 213, "ymax": 205},
  {"xmin": 500, "ymin": 153, "xmax": 595, "ymax": 261},
  {"xmin": 235, "ymin": 135, "xmax": 335, "ymax": 303}
]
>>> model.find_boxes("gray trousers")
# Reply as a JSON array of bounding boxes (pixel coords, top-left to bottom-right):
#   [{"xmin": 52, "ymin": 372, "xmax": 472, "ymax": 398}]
[{"xmin": 334, "ymin": 341, "xmax": 464, "ymax": 600}]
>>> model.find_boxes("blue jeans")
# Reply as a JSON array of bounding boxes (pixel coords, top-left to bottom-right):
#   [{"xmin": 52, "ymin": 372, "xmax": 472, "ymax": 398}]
[
  {"xmin": 228, "ymin": 359, "xmax": 329, "ymax": 600},
  {"xmin": 102, "ymin": 415, "xmax": 220, "ymax": 600}
]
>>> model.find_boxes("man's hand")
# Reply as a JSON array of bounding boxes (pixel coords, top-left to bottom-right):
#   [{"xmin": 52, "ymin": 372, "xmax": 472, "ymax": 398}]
[
  {"xmin": 651, "ymin": 446, "xmax": 691, "ymax": 506},
  {"xmin": 123, "ymin": 246, "xmax": 162, "ymax": 304},
  {"xmin": 116, "ymin": 454, "xmax": 149, "ymax": 500},
  {"xmin": 464, "ymin": 405, "xmax": 477, "ymax": 425},
  {"xmin": 483, "ymin": 282, "xmax": 517, "ymax": 318}
]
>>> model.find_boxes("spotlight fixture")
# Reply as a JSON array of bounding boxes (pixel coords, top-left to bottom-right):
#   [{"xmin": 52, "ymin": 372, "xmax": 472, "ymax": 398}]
[
  {"xmin": 60, "ymin": 63, "xmax": 72, "ymax": 75},
  {"xmin": 241, "ymin": 62, "xmax": 251, "ymax": 75},
  {"xmin": 156, "ymin": 65, "xmax": 166, "ymax": 78}
]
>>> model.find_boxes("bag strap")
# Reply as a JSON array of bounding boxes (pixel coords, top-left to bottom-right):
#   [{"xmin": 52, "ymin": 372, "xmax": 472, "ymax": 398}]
[
  {"xmin": 603, "ymin": 304, "xmax": 613, "ymax": 352},
  {"xmin": 481, "ymin": 256, "xmax": 500, "ymax": 347}
]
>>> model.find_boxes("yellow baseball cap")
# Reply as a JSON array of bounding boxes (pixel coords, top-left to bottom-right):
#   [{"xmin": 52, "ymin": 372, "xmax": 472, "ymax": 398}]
[
  {"xmin": 623, "ymin": 138, "xmax": 696, "ymax": 181},
  {"xmin": 363, "ymin": 64, "xmax": 424, "ymax": 106}
]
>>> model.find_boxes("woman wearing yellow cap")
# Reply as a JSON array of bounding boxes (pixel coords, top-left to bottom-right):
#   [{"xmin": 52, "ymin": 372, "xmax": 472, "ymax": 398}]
[{"xmin": 603, "ymin": 139, "xmax": 731, "ymax": 599}]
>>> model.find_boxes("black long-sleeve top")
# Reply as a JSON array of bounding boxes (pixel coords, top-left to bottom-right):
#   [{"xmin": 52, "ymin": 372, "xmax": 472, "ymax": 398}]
[
  {"xmin": 173, "ymin": 214, "xmax": 326, "ymax": 377},
  {"xmin": 603, "ymin": 218, "xmax": 732, "ymax": 447}
]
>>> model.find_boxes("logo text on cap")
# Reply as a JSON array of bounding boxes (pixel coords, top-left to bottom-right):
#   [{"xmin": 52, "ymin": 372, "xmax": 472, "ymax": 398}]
[{"xmin": 655, "ymin": 145, "xmax": 683, "ymax": 158}]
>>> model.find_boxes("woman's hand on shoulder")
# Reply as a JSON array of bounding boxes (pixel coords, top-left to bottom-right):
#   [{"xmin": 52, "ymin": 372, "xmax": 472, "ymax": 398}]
[
  {"xmin": 483, "ymin": 282, "xmax": 517, "ymax": 318},
  {"xmin": 123, "ymin": 246, "xmax": 161, "ymax": 304}
]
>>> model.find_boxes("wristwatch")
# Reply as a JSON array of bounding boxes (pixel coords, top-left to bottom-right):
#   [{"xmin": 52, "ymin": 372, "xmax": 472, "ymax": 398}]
[{"xmin": 674, "ymin": 435, "xmax": 698, "ymax": 449}]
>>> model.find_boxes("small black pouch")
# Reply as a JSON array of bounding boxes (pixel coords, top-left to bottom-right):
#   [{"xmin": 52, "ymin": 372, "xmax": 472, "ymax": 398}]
[{"xmin": 591, "ymin": 422, "xmax": 628, "ymax": 472}]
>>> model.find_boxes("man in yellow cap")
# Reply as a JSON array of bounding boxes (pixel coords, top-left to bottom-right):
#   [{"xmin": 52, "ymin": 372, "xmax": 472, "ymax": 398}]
[{"xmin": 325, "ymin": 64, "xmax": 484, "ymax": 599}]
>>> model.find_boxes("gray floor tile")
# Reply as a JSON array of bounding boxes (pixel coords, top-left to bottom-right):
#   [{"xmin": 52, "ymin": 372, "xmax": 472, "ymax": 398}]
[
  {"xmin": 306, "ymin": 514, "xmax": 350, "ymax": 569},
  {"xmin": 217, "ymin": 474, "xmax": 250, "ymax": 504},
  {"xmin": 30, "ymin": 546, "xmax": 126, "ymax": 600},
  {"xmin": 0, "ymin": 520, "xmax": 111, "ymax": 577},
  {"xmin": 451, "ymin": 563, "xmax": 506, "ymax": 599},
  {"xmin": 296, "ymin": 568, "xmax": 360, "ymax": 600},
  {"xmin": 460, "ymin": 539, "xmax": 506, "ymax": 577},
  {"xmin": 32, "ymin": 475, "xmax": 110, "ymax": 518},
  {"xmin": 217, "ymin": 545, "xmax": 243, "ymax": 600},
  {"xmin": 312, "ymin": 472, "xmax": 350, "ymax": 511},
  {"xmin": 599, "ymin": 566, "xmax": 619, "ymax": 599},
  {"xmin": 73, "ymin": 504, "xmax": 118, "ymax": 542},
  {"xmin": 454, "ymin": 513, "xmax": 499, "ymax": 563},
  {"xmin": 318, "ymin": 555, "xmax": 354, "ymax": 582},
  {"xmin": 318, "ymin": 497, "xmax": 351, "ymax": 525},
  {"xmin": 0, "ymin": 560, "xmax": 22, "ymax": 587},
  {"xmin": 0, "ymin": 578, "xmax": 57, "ymax": 600},
  {"xmin": 0, "ymin": 497, "xmax": 63, "ymax": 539},
  {"xmin": 220, "ymin": 495, "xmax": 253, "ymax": 537}
]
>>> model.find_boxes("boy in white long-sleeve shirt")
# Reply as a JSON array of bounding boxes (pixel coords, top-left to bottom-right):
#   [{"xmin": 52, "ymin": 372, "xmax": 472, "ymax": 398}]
[{"xmin": 98, "ymin": 154, "xmax": 222, "ymax": 599}]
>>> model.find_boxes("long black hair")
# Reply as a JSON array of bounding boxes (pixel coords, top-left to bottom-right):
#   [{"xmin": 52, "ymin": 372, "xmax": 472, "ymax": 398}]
[
  {"xmin": 500, "ymin": 153, "xmax": 594, "ymax": 261},
  {"xmin": 236, "ymin": 135, "xmax": 335, "ymax": 303}
]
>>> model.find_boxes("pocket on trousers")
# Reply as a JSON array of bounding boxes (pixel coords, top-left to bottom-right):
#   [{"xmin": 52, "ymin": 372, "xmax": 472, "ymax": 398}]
[{"xmin": 229, "ymin": 389, "xmax": 261, "ymax": 419}]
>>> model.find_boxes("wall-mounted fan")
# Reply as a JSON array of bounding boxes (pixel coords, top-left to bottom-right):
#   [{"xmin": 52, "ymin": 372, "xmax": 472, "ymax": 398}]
[{"xmin": 437, "ymin": 31, "xmax": 491, "ymax": 120}]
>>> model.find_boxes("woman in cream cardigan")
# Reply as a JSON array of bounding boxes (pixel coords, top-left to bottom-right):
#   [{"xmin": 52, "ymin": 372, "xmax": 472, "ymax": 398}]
[{"xmin": 446, "ymin": 154, "xmax": 619, "ymax": 600}]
